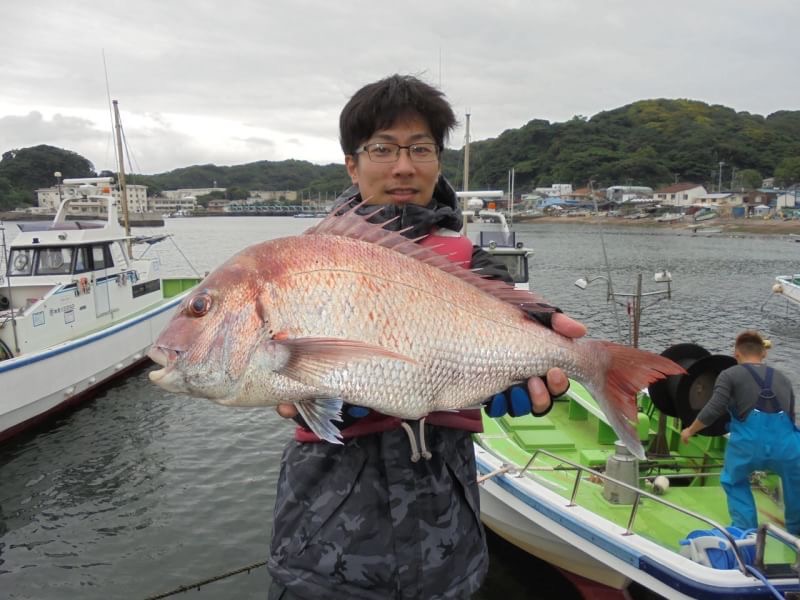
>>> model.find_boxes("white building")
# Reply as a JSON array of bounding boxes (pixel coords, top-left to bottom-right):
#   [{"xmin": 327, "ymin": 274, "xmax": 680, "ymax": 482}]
[
  {"xmin": 37, "ymin": 182, "xmax": 149, "ymax": 214},
  {"xmin": 150, "ymin": 196, "xmax": 198, "ymax": 214},
  {"xmin": 652, "ymin": 183, "xmax": 708, "ymax": 207},
  {"xmin": 605, "ymin": 185, "xmax": 653, "ymax": 202},
  {"xmin": 162, "ymin": 187, "xmax": 226, "ymax": 200},
  {"xmin": 534, "ymin": 183, "xmax": 573, "ymax": 197},
  {"xmin": 777, "ymin": 190, "xmax": 798, "ymax": 209},
  {"xmin": 250, "ymin": 190, "xmax": 298, "ymax": 202}
]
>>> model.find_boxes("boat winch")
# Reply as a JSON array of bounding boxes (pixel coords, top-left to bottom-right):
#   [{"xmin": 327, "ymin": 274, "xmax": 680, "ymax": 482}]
[{"xmin": 602, "ymin": 440, "xmax": 640, "ymax": 505}]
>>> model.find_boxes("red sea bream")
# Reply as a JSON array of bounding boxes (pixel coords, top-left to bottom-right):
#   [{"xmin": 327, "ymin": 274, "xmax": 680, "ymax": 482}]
[{"xmin": 148, "ymin": 205, "xmax": 683, "ymax": 457}]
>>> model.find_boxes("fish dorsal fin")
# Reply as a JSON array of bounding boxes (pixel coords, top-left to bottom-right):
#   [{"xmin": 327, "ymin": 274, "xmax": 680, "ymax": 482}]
[{"xmin": 304, "ymin": 200, "xmax": 554, "ymax": 315}]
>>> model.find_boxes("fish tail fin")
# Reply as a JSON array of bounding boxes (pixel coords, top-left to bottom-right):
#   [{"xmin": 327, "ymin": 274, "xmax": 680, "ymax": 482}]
[{"xmin": 587, "ymin": 341, "xmax": 685, "ymax": 459}]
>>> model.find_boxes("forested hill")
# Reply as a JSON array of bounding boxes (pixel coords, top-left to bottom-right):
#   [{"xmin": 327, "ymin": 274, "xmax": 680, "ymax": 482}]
[
  {"xmin": 441, "ymin": 99, "xmax": 800, "ymax": 192},
  {"xmin": 2, "ymin": 98, "xmax": 800, "ymax": 211}
]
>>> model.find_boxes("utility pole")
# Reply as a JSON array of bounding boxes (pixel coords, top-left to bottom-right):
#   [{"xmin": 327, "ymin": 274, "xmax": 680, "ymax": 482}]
[
  {"xmin": 463, "ymin": 112, "xmax": 470, "ymax": 194},
  {"xmin": 718, "ymin": 161, "xmax": 725, "ymax": 193}
]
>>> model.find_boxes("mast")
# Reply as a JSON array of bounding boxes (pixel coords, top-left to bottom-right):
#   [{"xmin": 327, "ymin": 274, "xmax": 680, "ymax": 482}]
[
  {"xmin": 463, "ymin": 112, "xmax": 470, "ymax": 193},
  {"xmin": 461, "ymin": 112, "xmax": 471, "ymax": 235},
  {"xmin": 112, "ymin": 100, "xmax": 132, "ymax": 258}
]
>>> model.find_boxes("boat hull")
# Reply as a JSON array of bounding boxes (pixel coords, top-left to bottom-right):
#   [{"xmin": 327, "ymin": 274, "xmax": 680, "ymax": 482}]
[
  {"xmin": 0, "ymin": 294, "xmax": 188, "ymax": 442},
  {"xmin": 775, "ymin": 275, "xmax": 800, "ymax": 307},
  {"xmin": 478, "ymin": 480, "xmax": 631, "ymax": 589},
  {"xmin": 475, "ymin": 446, "xmax": 800, "ymax": 599}
]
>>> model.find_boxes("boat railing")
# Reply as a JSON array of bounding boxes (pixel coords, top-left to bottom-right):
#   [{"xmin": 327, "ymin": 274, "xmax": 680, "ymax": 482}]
[
  {"xmin": 754, "ymin": 523, "xmax": 800, "ymax": 575},
  {"xmin": 512, "ymin": 448, "xmax": 753, "ymax": 574}
]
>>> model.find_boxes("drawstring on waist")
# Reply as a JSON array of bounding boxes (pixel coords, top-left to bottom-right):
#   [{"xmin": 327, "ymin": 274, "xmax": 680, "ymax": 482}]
[{"xmin": 400, "ymin": 417, "xmax": 432, "ymax": 462}]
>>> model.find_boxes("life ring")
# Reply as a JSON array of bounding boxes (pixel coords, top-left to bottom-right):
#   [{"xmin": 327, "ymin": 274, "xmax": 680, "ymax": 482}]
[{"xmin": 13, "ymin": 253, "xmax": 29, "ymax": 271}]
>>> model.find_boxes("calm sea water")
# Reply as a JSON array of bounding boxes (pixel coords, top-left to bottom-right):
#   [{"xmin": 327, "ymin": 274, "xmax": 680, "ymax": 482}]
[{"xmin": 1, "ymin": 217, "xmax": 799, "ymax": 599}]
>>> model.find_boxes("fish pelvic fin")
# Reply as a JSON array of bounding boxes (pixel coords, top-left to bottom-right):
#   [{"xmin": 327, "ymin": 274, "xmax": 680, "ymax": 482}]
[
  {"xmin": 303, "ymin": 199, "xmax": 555, "ymax": 317},
  {"xmin": 588, "ymin": 341, "xmax": 685, "ymax": 460},
  {"xmin": 268, "ymin": 336, "xmax": 417, "ymax": 383},
  {"xmin": 296, "ymin": 398, "xmax": 344, "ymax": 444}
]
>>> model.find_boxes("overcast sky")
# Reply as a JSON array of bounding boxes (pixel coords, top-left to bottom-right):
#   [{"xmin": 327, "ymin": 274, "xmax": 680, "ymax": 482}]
[{"xmin": 1, "ymin": 1, "xmax": 797, "ymax": 175}]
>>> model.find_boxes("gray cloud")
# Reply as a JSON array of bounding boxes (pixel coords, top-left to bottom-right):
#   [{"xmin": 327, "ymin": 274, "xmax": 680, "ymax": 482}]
[{"xmin": 1, "ymin": 0, "xmax": 798, "ymax": 174}]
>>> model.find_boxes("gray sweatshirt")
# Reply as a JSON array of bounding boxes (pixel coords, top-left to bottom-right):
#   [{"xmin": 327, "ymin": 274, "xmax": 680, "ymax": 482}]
[{"xmin": 697, "ymin": 363, "xmax": 797, "ymax": 427}]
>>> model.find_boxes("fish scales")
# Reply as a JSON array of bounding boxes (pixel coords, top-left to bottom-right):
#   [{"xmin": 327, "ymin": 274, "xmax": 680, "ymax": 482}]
[
  {"xmin": 148, "ymin": 204, "xmax": 684, "ymax": 457},
  {"xmin": 252, "ymin": 234, "xmax": 590, "ymax": 417}
]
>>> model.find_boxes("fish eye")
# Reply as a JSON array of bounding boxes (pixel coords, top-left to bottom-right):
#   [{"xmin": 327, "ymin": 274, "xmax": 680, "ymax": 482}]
[{"xmin": 187, "ymin": 293, "xmax": 212, "ymax": 317}]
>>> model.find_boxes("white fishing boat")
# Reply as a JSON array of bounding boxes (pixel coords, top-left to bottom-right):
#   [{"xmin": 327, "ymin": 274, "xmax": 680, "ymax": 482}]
[
  {"xmin": 772, "ymin": 274, "xmax": 800, "ymax": 309},
  {"xmin": 0, "ymin": 102, "xmax": 200, "ymax": 443},
  {"xmin": 655, "ymin": 212, "xmax": 684, "ymax": 223},
  {"xmin": 457, "ymin": 192, "xmax": 533, "ymax": 291},
  {"xmin": 0, "ymin": 189, "xmax": 200, "ymax": 442}
]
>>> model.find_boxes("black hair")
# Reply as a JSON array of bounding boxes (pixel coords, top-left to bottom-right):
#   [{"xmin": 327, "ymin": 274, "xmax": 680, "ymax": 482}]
[{"xmin": 339, "ymin": 74, "xmax": 457, "ymax": 155}]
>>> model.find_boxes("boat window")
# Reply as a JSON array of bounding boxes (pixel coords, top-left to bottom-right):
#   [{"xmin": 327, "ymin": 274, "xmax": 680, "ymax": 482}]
[
  {"xmin": 90, "ymin": 245, "xmax": 112, "ymax": 270},
  {"xmin": 110, "ymin": 242, "xmax": 128, "ymax": 268},
  {"xmin": 8, "ymin": 248, "xmax": 34, "ymax": 276},
  {"xmin": 73, "ymin": 247, "xmax": 90, "ymax": 273},
  {"xmin": 490, "ymin": 254, "xmax": 529, "ymax": 284},
  {"xmin": 36, "ymin": 247, "xmax": 73, "ymax": 275}
]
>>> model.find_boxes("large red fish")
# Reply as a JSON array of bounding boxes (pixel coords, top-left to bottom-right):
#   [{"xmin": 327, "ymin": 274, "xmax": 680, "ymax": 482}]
[{"xmin": 148, "ymin": 205, "xmax": 682, "ymax": 458}]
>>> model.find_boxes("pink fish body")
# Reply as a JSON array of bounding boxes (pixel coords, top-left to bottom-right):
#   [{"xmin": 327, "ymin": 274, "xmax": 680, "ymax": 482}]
[{"xmin": 148, "ymin": 206, "xmax": 683, "ymax": 457}]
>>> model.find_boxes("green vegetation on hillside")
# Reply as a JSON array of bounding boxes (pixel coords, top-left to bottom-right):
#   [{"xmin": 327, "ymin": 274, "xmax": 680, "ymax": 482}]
[
  {"xmin": 443, "ymin": 99, "xmax": 800, "ymax": 191},
  {"xmin": 3, "ymin": 99, "xmax": 800, "ymax": 212},
  {"xmin": 0, "ymin": 145, "xmax": 95, "ymax": 211}
]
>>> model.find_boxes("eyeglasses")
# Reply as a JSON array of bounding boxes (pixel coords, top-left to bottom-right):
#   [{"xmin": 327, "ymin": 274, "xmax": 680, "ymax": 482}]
[{"xmin": 355, "ymin": 142, "xmax": 439, "ymax": 163}]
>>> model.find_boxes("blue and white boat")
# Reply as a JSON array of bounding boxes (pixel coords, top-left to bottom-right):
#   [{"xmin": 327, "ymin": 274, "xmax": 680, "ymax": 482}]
[{"xmin": 0, "ymin": 187, "xmax": 199, "ymax": 442}]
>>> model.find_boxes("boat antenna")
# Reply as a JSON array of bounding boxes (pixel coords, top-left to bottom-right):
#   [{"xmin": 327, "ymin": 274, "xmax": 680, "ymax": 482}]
[
  {"xmin": 113, "ymin": 100, "xmax": 132, "ymax": 258},
  {"xmin": 102, "ymin": 50, "xmax": 119, "ymax": 172},
  {"xmin": 461, "ymin": 111, "xmax": 471, "ymax": 236},
  {"xmin": 590, "ymin": 181, "xmax": 623, "ymax": 342}
]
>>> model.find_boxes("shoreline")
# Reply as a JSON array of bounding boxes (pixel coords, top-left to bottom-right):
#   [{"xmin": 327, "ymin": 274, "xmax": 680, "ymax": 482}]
[
  {"xmin": 511, "ymin": 215, "xmax": 800, "ymax": 237},
  {"xmin": 3, "ymin": 211, "xmax": 799, "ymax": 237}
]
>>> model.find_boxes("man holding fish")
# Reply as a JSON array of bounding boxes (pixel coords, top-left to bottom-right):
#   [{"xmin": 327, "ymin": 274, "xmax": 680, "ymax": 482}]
[
  {"xmin": 147, "ymin": 75, "xmax": 681, "ymax": 599},
  {"xmin": 266, "ymin": 74, "xmax": 584, "ymax": 600}
]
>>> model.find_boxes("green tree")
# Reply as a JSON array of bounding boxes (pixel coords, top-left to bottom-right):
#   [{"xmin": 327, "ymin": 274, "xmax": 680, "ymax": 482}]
[
  {"xmin": 736, "ymin": 168, "xmax": 763, "ymax": 190},
  {"xmin": 774, "ymin": 157, "xmax": 800, "ymax": 186}
]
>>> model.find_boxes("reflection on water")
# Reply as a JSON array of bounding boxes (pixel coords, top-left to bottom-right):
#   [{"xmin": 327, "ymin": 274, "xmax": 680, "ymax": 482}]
[{"xmin": 1, "ymin": 217, "xmax": 798, "ymax": 598}]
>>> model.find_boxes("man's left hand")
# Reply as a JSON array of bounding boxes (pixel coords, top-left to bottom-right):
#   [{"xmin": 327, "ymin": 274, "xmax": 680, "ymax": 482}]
[
  {"xmin": 487, "ymin": 312, "xmax": 586, "ymax": 418},
  {"xmin": 535, "ymin": 312, "xmax": 586, "ymax": 408}
]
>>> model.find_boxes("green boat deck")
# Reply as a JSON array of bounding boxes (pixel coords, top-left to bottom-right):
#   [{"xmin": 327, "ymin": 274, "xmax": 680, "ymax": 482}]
[
  {"xmin": 162, "ymin": 277, "xmax": 201, "ymax": 298},
  {"xmin": 476, "ymin": 381, "xmax": 798, "ymax": 565}
]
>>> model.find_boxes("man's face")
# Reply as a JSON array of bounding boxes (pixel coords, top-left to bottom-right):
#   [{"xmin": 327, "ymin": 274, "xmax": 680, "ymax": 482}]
[{"xmin": 345, "ymin": 114, "xmax": 440, "ymax": 207}]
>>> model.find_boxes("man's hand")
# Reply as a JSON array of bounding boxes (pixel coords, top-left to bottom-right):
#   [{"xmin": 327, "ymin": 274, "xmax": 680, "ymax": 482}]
[
  {"xmin": 680, "ymin": 428, "xmax": 692, "ymax": 445},
  {"xmin": 488, "ymin": 312, "xmax": 587, "ymax": 418},
  {"xmin": 680, "ymin": 418, "xmax": 705, "ymax": 444},
  {"xmin": 276, "ymin": 403, "xmax": 298, "ymax": 419}
]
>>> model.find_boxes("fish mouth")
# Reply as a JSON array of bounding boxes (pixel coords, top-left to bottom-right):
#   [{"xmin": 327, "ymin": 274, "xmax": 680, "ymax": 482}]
[{"xmin": 147, "ymin": 345, "xmax": 186, "ymax": 392}]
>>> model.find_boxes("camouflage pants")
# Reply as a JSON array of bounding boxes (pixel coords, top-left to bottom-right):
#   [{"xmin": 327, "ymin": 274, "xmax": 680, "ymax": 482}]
[{"xmin": 267, "ymin": 425, "xmax": 488, "ymax": 600}]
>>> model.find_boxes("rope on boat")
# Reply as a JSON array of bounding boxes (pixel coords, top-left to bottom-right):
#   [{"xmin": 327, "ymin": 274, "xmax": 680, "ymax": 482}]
[
  {"xmin": 141, "ymin": 560, "xmax": 268, "ymax": 599},
  {"xmin": 745, "ymin": 565, "xmax": 786, "ymax": 599},
  {"xmin": 477, "ymin": 465, "xmax": 514, "ymax": 483},
  {"xmin": 167, "ymin": 235, "xmax": 203, "ymax": 278}
]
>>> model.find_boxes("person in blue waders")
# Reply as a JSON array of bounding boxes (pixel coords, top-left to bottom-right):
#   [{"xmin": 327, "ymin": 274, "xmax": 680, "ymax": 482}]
[{"xmin": 681, "ymin": 330, "xmax": 800, "ymax": 534}]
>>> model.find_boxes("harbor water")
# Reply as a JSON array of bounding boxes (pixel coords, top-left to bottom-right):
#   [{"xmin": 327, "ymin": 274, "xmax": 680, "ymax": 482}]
[{"xmin": 1, "ymin": 217, "xmax": 799, "ymax": 599}]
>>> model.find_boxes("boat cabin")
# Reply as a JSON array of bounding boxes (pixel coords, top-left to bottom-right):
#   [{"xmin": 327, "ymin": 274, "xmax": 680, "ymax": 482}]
[{"xmin": 8, "ymin": 240, "xmax": 127, "ymax": 279}]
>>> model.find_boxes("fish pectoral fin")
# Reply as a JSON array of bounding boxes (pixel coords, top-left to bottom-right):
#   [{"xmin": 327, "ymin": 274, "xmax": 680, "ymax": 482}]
[
  {"xmin": 268, "ymin": 337, "xmax": 416, "ymax": 382},
  {"xmin": 296, "ymin": 398, "xmax": 344, "ymax": 444}
]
